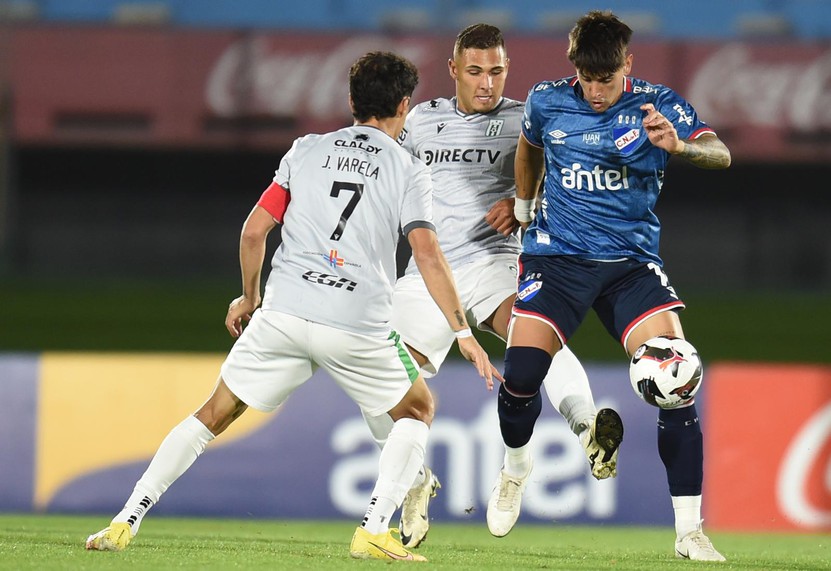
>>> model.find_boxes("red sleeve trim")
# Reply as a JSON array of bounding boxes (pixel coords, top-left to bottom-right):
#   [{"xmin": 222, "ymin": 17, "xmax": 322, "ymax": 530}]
[
  {"xmin": 257, "ymin": 182, "xmax": 291, "ymax": 223},
  {"xmin": 690, "ymin": 127, "xmax": 716, "ymax": 139}
]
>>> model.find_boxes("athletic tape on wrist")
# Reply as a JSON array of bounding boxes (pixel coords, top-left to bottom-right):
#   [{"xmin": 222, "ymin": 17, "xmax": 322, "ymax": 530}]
[
  {"xmin": 454, "ymin": 328, "xmax": 473, "ymax": 339},
  {"xmin": 514, "ymin": 197, "xmax": 535, "ymax": 223}
]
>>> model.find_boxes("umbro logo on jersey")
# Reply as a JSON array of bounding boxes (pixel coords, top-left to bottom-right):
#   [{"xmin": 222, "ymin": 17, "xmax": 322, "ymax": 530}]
[
  {"xmin": 548, "ymin": 129, "xmax": 567, "ymax": 145},
  {"xmin": 437, "ymin": 122, "xmax": 447, "ymax": 133},
  {"xmin": 354, "ymin": 133, "xmax": 369, "ymax": 141}
]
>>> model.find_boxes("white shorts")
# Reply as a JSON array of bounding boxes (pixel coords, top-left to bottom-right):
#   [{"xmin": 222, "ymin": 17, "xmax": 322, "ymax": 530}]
[
  {"xmin": 392, "ymin": 253, "xmax": 519, "ymax": 376},
  {"xmin": 221, "ymin": 310, "xmax": 419, "ymax": 417}
]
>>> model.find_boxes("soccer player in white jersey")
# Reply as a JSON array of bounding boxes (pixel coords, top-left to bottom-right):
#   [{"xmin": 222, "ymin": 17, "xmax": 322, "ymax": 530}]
[
  {"xmin": 85, "ymin": 51, "xmax": 501, "ymax": 563},
  {"xmin": 361, "ymin": 24, "xmax": 624, "ymax": 546},
  {"xmin": 506, "ymin": 12, "xmax": 731, "ymax": 561}
]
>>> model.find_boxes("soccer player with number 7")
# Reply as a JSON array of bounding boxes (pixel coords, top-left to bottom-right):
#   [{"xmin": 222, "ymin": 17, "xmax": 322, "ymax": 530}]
[{"xmin": 85, "ymin": 51, "xmax": 500, "ymax": 562}]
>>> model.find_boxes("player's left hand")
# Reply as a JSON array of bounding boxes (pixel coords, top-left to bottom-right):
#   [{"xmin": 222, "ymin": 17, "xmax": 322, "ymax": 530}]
[
  {"xmin": 485, "ymin": 198, "xmax": 520, "ymax": 237},
  {"xmin": 225, "ymin": 295, "xmax": 259, "ymax": 338},
  {"xmin": 456, "ymin": 336, "xmax": 504, "ymax": 391},
  {"xmin": 640, "ymin": 103, "xmax": 683, "ymax": 154}
]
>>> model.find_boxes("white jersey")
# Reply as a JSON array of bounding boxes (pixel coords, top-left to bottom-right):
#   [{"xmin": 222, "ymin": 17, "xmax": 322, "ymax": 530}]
[
  {"xmin": 262, "ymin": 124, "xmax": 434, "ymax": 336},
  {"xmin": 398, "ymin": 96, "xmax": 524, "ymax": 275}
]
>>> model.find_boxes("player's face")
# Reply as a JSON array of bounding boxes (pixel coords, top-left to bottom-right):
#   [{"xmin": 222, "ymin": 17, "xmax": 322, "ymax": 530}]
[
  {"xmin": 576, "ymin": 53, "xmax": 633, "ymax": 113},
  {"xmin": 449, "ymin": 46, "xmax": 509, "ymax": 115}
]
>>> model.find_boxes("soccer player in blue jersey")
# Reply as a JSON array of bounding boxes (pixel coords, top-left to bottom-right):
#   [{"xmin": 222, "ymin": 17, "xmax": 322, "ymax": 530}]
[{"xmin": 489, "ymin": 11, "xmax": 731, "ymax": 562}]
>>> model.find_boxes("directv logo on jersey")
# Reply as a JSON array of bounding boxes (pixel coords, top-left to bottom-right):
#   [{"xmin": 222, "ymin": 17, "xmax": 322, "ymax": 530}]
[{"xmin": 421, "ymin": 148, "xmax": 500, "ymax": 165}]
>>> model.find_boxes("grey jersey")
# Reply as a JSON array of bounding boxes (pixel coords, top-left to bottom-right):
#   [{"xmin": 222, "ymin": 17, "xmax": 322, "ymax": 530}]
[
  {"xmin": 262, "ymin": 124, "xmax": 435, "ymax": 336},
  {"xmin": 399, "ymin": 96, "xmax": 523, "ymax": 275}
]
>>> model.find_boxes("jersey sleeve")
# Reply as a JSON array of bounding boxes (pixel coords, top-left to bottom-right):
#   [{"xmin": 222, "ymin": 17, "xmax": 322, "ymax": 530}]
[
  {"xmin": 398, "ymin": 108, "xmax": 418, "ymax": 155},
  {"xmin": 399, "ymin": 160, "xmax": 435, "ymax": 237},
  {"xmin": 272, "ymin": 137, "xmax": 300, "ymax": 190},
  {"xmin": 257, "ymin": 182, "xmax": 290, "ymax": 223},
  {"xmin": 521, "ymin": 84, "xmax": 546, "ymax": 148},
  {"xmin": 656, "ymin": 87, "xmax": 716, "ymax": 140}
]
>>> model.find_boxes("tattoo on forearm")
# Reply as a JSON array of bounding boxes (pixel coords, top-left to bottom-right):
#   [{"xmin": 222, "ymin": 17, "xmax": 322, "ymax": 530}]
[
  {"xmin": 454, "ymin": 310, "xmax": 466, "ymax": 328},
  {"xmin": 678, "ymin": 136, "xmax": 731, "ymax": 169}
]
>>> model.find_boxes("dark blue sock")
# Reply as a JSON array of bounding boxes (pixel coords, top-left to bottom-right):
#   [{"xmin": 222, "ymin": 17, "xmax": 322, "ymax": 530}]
[
  {"xmin": 657, "ymin": 404, "xmax": 703, "ymax": 496},
  {"xmin": 498, "ymin": 347, "xmax": 549, "ymax": 448}
]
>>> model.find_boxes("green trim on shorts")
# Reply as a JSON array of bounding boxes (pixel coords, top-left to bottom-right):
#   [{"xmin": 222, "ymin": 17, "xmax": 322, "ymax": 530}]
[{"xmin": 389, "ymin": 330, "xmax": 419, "ymax": 382}]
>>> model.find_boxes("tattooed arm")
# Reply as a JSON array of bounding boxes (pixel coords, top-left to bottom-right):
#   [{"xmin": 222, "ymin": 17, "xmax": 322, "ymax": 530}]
[
  {"xmin": 674, "ymin": 135, "xmax": 732, "ymax": 169},
  {"xmin": 641, "ymin": 103, "xmax": 732, "ymax": 169}
]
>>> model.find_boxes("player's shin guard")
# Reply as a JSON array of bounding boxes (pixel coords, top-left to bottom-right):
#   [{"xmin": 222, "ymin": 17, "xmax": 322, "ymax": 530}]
[
  {"xmin": 498, "ymin": 347, "xmax": 550, "ymax": 448},
  {"xmin": 657, "ymin": 404, "xmax": 703, "ymax": 496}
]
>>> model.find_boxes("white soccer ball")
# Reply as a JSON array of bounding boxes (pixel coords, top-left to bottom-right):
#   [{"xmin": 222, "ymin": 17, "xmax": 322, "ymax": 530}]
[{"xmin": 629, "ymin": 336, "xmax": 703, "ymax": 409}]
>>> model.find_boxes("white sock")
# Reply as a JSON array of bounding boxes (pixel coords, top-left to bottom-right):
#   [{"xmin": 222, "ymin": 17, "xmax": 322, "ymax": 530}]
[
  {"xmin": 362, "ymin": 410, "xmax": 394, "ymax": 449},
  {"xmin": 672, "ymin": 495, "xmax": 703, "ymax": 539},
  {"xmin": 542, "ymin": 345, "xmax": 597, "ymax": 436},
  {"xmin": 503, "ymin": 443, "xmax": 532, "ymax": 478},
  {"xmin": 361, "ymin": 418, "xmax": 428, "ymax": 534},
  {"xmin": 112, "ymin": 415, "xmax": 215, "ymax": 535}
]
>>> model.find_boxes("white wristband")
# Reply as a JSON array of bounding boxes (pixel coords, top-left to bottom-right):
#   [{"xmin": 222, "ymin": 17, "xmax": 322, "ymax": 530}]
[
  {"xmin": 454, "ymin": 327, "xmax": 473, "ymax": 339},
  {"xmin": 514, "ymin": 197, "xmax": 535, "ymax": 223}
]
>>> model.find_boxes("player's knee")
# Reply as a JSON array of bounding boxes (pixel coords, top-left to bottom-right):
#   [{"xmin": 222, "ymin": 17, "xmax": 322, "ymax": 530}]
[
  {"xmin": 504, "ymin": 346, "xmax": 552, "ymax": 397},
  {"xmin": 389, "ymin": 382, "xmax": 435, "ymax": 425}
]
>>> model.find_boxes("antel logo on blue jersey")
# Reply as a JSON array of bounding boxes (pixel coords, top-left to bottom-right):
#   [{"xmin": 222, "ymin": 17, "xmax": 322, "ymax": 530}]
[
  {"xmin": 613, "ymin": 126, "xmax": 640, "ymax": 154},
  {"xmin": 517, "ymin": 279, "xmax": 542, "ymax": 301}
]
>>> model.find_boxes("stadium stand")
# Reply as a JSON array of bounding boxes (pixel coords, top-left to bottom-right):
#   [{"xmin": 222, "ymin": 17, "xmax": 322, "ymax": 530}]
[{"xmin": 4, "ymin": 0, "xmax": 831, "ymax": 38}]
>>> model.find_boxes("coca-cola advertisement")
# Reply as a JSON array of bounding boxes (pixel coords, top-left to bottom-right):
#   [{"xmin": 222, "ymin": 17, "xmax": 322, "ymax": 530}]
[{"xmin": 6, "ymin": 26, "xmax": 831, "ymax": 161}]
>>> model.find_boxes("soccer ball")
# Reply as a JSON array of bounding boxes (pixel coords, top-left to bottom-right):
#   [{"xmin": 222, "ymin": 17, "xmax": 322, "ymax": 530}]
[{"xmin": 629, "ymin": 336, "xmax": 702, "ymax": 409}]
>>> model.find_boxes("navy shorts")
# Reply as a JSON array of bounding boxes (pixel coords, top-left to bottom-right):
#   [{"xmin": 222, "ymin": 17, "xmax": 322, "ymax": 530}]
[{"xmin": 513, "ymin": 254, "xmax": 685, "ymax": 348}]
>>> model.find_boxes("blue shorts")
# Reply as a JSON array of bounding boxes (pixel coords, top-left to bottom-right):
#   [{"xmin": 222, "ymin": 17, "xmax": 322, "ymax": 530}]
[{"xmin": 513, "ymin": 254, "xmax": 685, "ymax": 348}]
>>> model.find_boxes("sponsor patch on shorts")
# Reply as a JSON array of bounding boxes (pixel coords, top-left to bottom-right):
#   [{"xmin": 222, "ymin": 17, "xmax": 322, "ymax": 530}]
[{"xmin": 517, "ymin": 279, "xmax": 542, "ymax": 301}]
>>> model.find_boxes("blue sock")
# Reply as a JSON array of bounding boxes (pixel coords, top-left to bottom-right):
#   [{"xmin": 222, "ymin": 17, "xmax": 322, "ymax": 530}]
[
  {"xmin": 657, "ymin": 404, "xmax": 703, "ymax": 496},
  {"xmin": 498, "ymin": 347, "xmax": 549, "ymax": 448}
]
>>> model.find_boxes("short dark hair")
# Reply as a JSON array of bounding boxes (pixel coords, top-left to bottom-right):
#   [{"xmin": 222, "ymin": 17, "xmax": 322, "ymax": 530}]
[
  {"xmin": 567, "ymin": 11, "xmax": 633, "ymax": 77},
  {"xmin": 349, "ymin": 52, "xmax": 419, "ymax": 122},
  {"xmin": 454, "ymin": 23, "xmax": 505, "ymax": 58}
]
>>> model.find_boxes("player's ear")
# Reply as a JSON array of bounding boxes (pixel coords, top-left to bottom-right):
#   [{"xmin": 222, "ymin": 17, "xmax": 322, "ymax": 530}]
[
  {"xmin": 448, "ymin": 58, "xmax": 458, "ymax": 80},
  {"xmin": 396, "ymin": 96, "xmax": 410, "ymax": 118},
  {"xmin": 623, "ymin": 53, "xmax": 633, "ymax": 75}
]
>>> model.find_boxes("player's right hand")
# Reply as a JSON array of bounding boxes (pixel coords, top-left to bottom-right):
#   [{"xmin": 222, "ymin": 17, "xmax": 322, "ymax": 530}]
[
  {"xmin": 456, "ymin": 336, "xmax": 504, "ymax": 391},
  {"xmin": 485, "ymin": 198, "xmax": 520, "ymax": 237},
  {"xmin": 225, "ymin": 295, "xmax": 260, "ymax": 338}
]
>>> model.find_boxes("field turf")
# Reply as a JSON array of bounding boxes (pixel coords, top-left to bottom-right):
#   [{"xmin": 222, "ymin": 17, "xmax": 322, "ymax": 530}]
[{"xmin": 0, "ymin": 514, "xmax": 828, "ymax": 570}]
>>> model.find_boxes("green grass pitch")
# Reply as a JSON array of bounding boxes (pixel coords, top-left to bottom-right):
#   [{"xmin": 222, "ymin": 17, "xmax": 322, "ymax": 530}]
[{"xmin": 0, "ymin": 514, "xmax": 828, "ymax": 570}]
